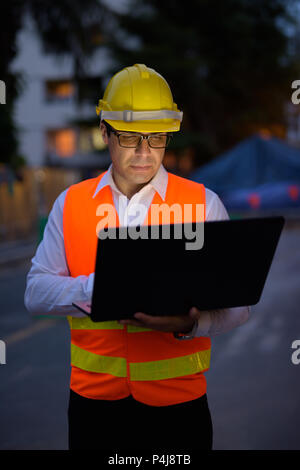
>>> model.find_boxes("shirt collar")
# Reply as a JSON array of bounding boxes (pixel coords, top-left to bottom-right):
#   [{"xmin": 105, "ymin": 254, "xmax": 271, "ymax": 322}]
[{"xmin": 92, "ymin": 163, "xmax": 168, "ymax": 201}]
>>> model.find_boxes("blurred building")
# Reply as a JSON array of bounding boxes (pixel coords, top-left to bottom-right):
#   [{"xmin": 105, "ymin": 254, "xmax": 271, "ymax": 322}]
[
  {"xmin": 9, "ymin": 13, "xmax": 194, "ymax": 180},
  {"xmin": 10, "ymin": 14, "xmax": 112, "ymax": 175}
]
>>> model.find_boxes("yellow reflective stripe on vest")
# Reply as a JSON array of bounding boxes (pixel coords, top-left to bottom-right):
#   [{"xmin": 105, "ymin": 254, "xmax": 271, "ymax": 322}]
[
  {"xmin": 71, "ymin": 343, "xmax": 210, "ymax": 380},
  {"xmin": 127, "ymin": 325, "xmax": 152, "ymax": 333},
  {"xmin": 130, "ymin": 350, "xmax": 211, "ymax": 381},
  {"xmin": 69, "ymin": 316, "xmax": 152, "ymax": 332},
  {"xmin": 71, "ymin": 343, "xmax": 127, "ymax": 377},
  {"xmin": 69, "ymin": 316, "xmax": 124, "ymax": 330}
]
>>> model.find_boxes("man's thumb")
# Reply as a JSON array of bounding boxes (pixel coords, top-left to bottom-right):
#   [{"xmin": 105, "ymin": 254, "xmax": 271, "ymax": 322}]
[{"xmin": 189, "ymin": 307, "xmax": 198, "ymax": 317}]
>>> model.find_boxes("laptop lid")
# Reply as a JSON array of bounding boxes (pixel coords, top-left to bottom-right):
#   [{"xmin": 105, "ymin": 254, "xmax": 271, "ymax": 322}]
[{"xmin": 74, "ymin": 216, "xmax": 284, "ymax": 322}]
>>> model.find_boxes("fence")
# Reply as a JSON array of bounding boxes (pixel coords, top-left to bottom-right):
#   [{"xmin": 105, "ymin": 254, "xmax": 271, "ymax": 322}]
[{"xmin": 0, "ymin": 166, "xmax": 81, "ymax": 243}]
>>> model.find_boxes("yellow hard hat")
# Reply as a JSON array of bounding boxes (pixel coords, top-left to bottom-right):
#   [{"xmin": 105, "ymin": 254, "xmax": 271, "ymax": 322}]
[{"xmin": 96, "ymin": 63, "xmax": 183, "ymax": 133}]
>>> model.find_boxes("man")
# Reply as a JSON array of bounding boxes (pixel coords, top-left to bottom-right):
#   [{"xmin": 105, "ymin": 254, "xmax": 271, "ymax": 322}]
[{"xmin": 24, "ymin": 64, "xmax": 250, "ymax": 451}]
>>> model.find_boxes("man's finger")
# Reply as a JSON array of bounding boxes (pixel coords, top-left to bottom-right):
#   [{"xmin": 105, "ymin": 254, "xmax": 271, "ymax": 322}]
[
  {"xmin": 118, "ymin": 318, "xmax": 145, "ymax": 327},
  {"xmin": 134, "ymin": 312, "xmax": 157, "ymax": 323},
  {"xmin": 189, "ymin": 307, "xmax": 201, "ymax": 319},
  {"xmin": 134, "ymin": 313, "xmax": 173, "ymax": 327}
]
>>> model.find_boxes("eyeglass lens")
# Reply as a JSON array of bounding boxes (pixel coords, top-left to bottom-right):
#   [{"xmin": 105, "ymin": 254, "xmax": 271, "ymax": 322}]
[{"xmin": 118, "ymin": 133, "xmax": 170, "ymax": 148}]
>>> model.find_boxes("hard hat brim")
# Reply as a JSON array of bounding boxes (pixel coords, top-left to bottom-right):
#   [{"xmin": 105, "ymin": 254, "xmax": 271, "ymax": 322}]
[{"xmin": 104, "ymin": 119, "xmax": 181, "ymax": 133}]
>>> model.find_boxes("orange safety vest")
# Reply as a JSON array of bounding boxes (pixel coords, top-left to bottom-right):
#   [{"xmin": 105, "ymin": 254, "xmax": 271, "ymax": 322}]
[{"xmin": 63, "ymin": 170, "xmax": 211, "ymax": 406}]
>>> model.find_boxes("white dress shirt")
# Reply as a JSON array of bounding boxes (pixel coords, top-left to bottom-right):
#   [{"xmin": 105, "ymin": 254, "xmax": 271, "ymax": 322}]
[{"xmin": 24, "ymin": 163, "xmax": 250, "ymax": 337}]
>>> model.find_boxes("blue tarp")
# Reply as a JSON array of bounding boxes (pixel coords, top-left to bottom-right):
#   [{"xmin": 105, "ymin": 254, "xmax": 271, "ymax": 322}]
[
  {"xmin": 189, "ymin": 134, "xmax": 300, "ymax": 209},
  {"xmin": 221, "ymin": 180, "xmax": 300, "ymax": 210}
]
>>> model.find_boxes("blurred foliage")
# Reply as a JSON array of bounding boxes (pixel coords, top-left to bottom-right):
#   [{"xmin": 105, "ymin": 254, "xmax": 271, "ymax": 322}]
[
  {"xmin": 0, "ymin": 0, "xmax": 110, "ymax": 177},
  {"xmin": 0, "ymin": 1, "xmax": 25, "ymax": 175},
  {"xmin": 106, "ymin": 0, "xmax": 300, "ymax": 165},
  {"xmin": 1, "ymin": 0, "xmax": 300, "ymax": 175}
]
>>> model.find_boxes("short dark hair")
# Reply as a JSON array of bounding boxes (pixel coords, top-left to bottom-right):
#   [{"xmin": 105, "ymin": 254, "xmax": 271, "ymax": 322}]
[{"xmin": 102, "ymin": 120, "xmax": 112, "ymax": 137}]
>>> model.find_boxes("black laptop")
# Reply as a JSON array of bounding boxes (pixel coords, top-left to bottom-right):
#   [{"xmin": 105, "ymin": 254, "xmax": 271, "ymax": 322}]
[{"xmin": 72, "ymin": 216, "xmax": 285, "ymax": 322}]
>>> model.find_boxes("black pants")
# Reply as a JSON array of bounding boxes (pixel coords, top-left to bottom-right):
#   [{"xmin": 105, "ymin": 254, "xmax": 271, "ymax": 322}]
[{"xmin": 68, "ymin": 389, "xmax": 213, "ymax": 451}]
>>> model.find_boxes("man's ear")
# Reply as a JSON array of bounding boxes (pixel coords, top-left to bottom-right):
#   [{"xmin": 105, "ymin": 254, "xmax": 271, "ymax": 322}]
[{"xmin": 100, "ymin": 121, "xmax": 109, "ymax": 145}]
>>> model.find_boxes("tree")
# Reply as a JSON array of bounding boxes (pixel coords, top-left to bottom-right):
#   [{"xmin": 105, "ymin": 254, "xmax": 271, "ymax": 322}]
[
  {"xmin": 106, "ymin": 0, "xmax": 300, "ymax": 166},
  {"xmin": 0, "ymin": 0, "xmax": 111, "ymax": 177}
]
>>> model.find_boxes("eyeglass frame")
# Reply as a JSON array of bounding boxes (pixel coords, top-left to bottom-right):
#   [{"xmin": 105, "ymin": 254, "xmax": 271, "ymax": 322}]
[{"xmin": 104, "ymin": 121, "xmax": 173, "ymax": 149}]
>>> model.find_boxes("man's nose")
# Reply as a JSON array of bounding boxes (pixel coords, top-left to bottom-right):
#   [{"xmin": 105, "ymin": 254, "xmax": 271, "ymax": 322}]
[{"xmin": 135, "ymin": 136, "xmax": 151, "ymax": 154}]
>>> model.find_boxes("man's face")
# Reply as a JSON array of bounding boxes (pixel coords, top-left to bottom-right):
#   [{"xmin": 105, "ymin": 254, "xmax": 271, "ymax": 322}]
[{"xmin": 100, "ymin": 122, "xmax": 166, "ymax": 196}]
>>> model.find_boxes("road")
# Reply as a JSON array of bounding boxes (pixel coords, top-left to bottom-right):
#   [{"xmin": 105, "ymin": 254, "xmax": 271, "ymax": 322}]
[{"xmin": 0, "ymin": 222, "xmax": 300, "ymax": 450}]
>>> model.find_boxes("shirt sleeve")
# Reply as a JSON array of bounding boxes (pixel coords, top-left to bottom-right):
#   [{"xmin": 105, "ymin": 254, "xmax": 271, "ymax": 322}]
[
  {"xmin": 24, "ymin": 188, "xmax": 94, "ymax": 318},
  {"xmin": 193, "ymin": 187, "xmax": 251, "ymax": 337}
]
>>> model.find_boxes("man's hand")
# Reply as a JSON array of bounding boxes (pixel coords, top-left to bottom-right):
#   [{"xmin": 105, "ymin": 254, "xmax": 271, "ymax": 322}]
[{"xmin": 118, "ymin": 307, "xmax": 202, "ymax": 333}]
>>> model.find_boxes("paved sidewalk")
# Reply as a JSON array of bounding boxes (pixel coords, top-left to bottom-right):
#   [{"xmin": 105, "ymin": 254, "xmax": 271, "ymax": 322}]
[{"xmin": 0, "ymin": 237, "xmax": 38, "ymax": 267}]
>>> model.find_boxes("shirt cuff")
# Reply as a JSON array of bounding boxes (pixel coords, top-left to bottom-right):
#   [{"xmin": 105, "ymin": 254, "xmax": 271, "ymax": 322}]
[
  {"xmin": 194, "ymin": 311, "xmax": 212, "ymax": 337},
  {"xmin": 85, "ymin": 272, "xmax": 95, "ymax": 299},
  {"xmin": 189, "ymin": 320, "xmax": 200, "ymax": 337},
  {"xmin": 173, "ymin": 319, "xmax": 199, "ymax": 340}
]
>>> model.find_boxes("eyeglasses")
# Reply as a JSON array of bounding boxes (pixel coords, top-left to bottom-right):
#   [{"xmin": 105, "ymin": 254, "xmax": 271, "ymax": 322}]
[{"xmin": 111, "ymin": 129, "xmax": 173, "ymax": 148}]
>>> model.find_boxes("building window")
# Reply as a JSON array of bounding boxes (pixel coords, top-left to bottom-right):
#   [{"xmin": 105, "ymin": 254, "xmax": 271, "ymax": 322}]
[
  {"xmin": 47, "ymin": 129, "xmax": 76, "ymax": 157},
  {"xmin": 45, "ymin": 79, "xmax": 75, "ymax": 102}
]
